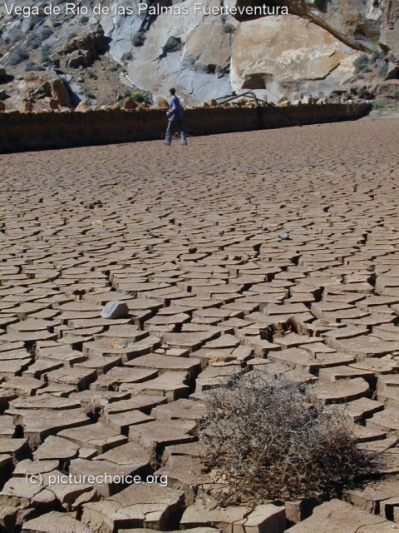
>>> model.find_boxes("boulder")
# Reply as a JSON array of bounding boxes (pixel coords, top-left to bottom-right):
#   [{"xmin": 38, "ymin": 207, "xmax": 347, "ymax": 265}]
[
  {"xmin": 122, "ymin": 97, "xmax": 138, "ymax": 110},
  {"xmin": 75, "ymin": 101, "xmax": 89, "ymax": 112},
  {"xmin": 156, "ymin": 96, "xmax": 169, "ymax": 109},
  {"xmin": 372, "ymin": 80, "xmax": 399, "ymax": 98},
  {"xmin": 0, "ymin": 101, "xmax": 5, "ymax": 112},
  {"xmin": 67, "ymin": 50, "xmax": 91, "ymax": 69},
  {"xmin": 49, "ymin": 78, "xmax": 71, "ymax": 107},
  {"xmin": 0, "ymin": 65, "xmax": 6, "ymax": 81},
  {"xmin": 386, "ymin": 61, "xmax": 399, "ymax": 80},
  {"xmin": 48, "ymin": 99, "xmax": 59, "ymax": 110},
  {"xmin": 231, "ymin": 15, "xmax": 362, "ymax": 102},
  {"xmin": 101, "ymin": 301, "xmax": 129, "ymax": 319},
  {"xmin": 19, "ymin": 99, "xmax": 32, "ymax": 113},
  {"xmin": 63, "ymin": 28, "xmax": 107, "ymax": 68}
]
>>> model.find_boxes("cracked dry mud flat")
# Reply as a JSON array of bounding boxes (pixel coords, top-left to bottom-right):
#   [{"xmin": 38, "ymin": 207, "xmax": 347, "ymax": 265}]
[{"xmin": 0, "ymin": 119, "xmax": 399, "ymax": 533}]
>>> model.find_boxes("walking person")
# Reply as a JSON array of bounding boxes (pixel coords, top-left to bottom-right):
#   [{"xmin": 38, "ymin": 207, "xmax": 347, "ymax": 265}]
[{"xmin": 164, "ymin": 88, "xmax": 187, "ymax": 146}]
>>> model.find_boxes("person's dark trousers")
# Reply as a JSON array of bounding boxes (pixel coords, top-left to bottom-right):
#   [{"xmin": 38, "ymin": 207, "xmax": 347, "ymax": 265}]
[{"xmin": 164, "ymin": 119, "xmax": 187, "ymax": 146}]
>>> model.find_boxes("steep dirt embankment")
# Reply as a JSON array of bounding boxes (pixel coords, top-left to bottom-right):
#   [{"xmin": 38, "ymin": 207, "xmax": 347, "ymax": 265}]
[{"xmin": 0, "ymin": 103, "xmax": 371, "ymax": 153}]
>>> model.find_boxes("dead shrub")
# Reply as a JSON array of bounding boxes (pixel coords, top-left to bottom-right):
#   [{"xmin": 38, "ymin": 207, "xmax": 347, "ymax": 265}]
[{"xmin": 198, "ymin": 371, "xmax": 372, "ymax": 505}]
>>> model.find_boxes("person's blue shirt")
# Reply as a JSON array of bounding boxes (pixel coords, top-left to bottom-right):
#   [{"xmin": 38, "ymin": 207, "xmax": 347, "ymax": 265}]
[{"xmin": 168, "ymin": 95, "xmax": 183, "ymax": 121}]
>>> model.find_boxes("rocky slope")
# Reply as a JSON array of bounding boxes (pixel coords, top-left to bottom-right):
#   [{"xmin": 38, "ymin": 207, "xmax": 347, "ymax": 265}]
[{"xmin": 0, "ymin": 0, "xmax": 398, "ymax": 110}]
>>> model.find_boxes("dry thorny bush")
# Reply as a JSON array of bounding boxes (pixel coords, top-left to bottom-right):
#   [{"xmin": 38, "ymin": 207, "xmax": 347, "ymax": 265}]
[{"xmin": 198, "ymin": 371, "xmax": 374, "ymax": 505}]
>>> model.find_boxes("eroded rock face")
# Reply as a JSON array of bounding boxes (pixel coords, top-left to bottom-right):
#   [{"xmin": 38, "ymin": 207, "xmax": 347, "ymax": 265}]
[
  {"xmin": 100, "ymin": 0, "xmax": 397, "ymax": 104},
  {"xmin": 234, "ymin": 0, "xmax": 398, "ymax": 56},
  {"xmin": 120, "ymin": 0, "xmax": 233, "ymax": 105},
  {"xmin": 0, "ymin": 0, "xmax": 398, "ymax": 106},
  {"xmin": 231, "ymin": 15, "xmax": 362, "ymax": 102}
]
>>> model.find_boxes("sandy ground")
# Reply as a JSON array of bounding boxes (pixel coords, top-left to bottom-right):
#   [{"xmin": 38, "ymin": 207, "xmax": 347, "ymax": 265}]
[{"xmin": 0, "ymin": 119, "xmax": 399, "ymax": 531}]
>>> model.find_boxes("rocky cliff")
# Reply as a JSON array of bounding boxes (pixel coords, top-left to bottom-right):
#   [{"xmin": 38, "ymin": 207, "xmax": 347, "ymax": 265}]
[{"xmin": 0, "ymin": 0, "xmax": 398, "ymax": 110}]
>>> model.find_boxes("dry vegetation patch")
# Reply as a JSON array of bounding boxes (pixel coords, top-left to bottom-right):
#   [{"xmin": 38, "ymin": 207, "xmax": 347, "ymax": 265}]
[{"xmin": 199, "ymin": 371, "xmax": 373, "ymax": 505}]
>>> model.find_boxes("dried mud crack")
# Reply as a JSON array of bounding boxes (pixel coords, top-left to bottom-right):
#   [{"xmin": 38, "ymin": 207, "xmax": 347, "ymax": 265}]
[{"xmin": 0, "ymin": 119, "xmax": 398, "ymax": 532}]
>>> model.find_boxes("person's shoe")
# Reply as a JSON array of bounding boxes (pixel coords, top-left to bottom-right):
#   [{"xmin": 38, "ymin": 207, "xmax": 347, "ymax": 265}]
[
  {"xmin": 181, "ymin": 143, "xmax": 187, "ymax": 146},
  {"xmin": 164, "ymin": 143, "xmax": 170, "ymax": 146}
]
